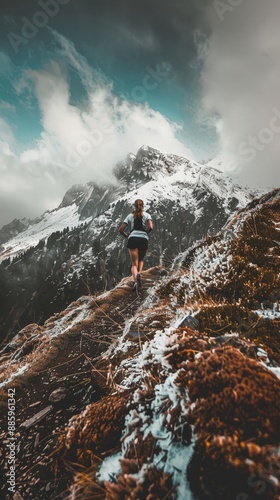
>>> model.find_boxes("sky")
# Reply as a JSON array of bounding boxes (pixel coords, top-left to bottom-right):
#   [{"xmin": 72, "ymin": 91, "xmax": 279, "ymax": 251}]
[{"xmin": 0, "ymin": 0, "xmax": 279, "ymax": 228}]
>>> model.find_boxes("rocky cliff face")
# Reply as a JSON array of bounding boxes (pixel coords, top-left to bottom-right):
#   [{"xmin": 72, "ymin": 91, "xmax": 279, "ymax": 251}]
[
  {"xmin": 0, "ymin": 146, "xmax": 253, "ymax": 344},
  {"xmin": 0, "ymin": 218, "xmax": 31, "ymax": 249},
  {"xmin": 0, "ymin": 188, "xmax": 279, "ymax": 499}
]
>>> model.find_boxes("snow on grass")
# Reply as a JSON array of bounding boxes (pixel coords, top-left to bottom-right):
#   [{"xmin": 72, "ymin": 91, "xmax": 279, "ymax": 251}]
[
  {"xmin": 256, "ymin": 347, "xmax": 280, "ymax": 379},
  {"xmin": 99, "ymin": 309, "xmax": 196, "ymax": 497},
  {"xmin": 259, "ymin": 362, "xmax": 280, "ymax": 379},
  {"xmin": 0, "ymin": 363, "xmax": 29, "ymax": 389},
  {"xmin": 0, "ymin": 298, "xmax": 94, "ymax": 388},
  {"xmin": 164, "ymin": 442, "xmax": 194, "ymax": 500},
  {"xmin": 178, "ymin": 237, "xmax": 233, "ymax": 299},
  {"xmin": 46, "ymin": 298, "xmax": 93, "ymax": 338},
  {"xmin": 98, "ymin": 362, "xmax": 195, "ymax": 498},
  {"xmin": 114, "ymin": 326, "xmax": 177, "ymax": 388},
  {"xmin": 254, "ymin": 305, "xmax": 280, "ymax": 319},
  {"xmin": 111, "ymin": 364, "xmax": 194, "ymax": 499},
  {"xmin": 97, "ymin": 452, "xmax": 122, "ymax": 482}
]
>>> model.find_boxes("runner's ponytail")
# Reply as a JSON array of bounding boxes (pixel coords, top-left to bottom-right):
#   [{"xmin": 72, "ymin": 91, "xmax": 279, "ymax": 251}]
[{"xmin": 133, "ymin": 199, "xmax": 144, "ymax": 218}]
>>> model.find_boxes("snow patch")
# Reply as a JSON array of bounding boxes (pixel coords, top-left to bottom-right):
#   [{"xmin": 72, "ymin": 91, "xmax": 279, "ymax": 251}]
[{"xmin": 0, "ymin": 364, "xmax": 29, "ymax": 388}]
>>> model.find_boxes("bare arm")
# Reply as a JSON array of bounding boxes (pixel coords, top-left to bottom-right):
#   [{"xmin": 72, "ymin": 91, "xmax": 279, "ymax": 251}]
[{"xmin": 119, "ymin": 222, "xmax": 129, "ymax": 238}]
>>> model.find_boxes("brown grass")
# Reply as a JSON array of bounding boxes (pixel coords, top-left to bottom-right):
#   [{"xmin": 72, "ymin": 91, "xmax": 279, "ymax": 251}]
[
  {"xmin": 174, "ymin": 346, "xmax": 280, "ymax": 499},
  {"xmin": 57, "ymin": 391, "xmax": 133, "ymax": 469}
]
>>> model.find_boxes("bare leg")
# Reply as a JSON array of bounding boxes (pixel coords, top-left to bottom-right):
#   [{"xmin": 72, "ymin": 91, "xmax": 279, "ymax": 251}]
[
  {"xmin": 138, "ymin": 260, "xmax": 144, "ymax": 273},
  {"xmin": 138, "ymin": 248, "xmax": 147, "ymax": 273},
  {"xmin": 128, "ymin": 248, "xmax": 139, "ymax": 281}
]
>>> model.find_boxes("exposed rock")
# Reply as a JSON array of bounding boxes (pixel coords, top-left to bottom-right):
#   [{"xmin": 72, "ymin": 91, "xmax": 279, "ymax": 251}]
[
  {"xmin": 21, "ymin": 406, "xmax": 53, "ymax": 429},
  {"xmin": 178, "ymin": 313, "xmax": 200, "ymax": 331},
  {"xmin": 0, "ymin": 218, "xmax": 30, "ymax": 246},
  {"xmin": 48, "ymin": 388, "xmax": 67, "ymax": 403},
  {"xmin": 13, "ymin": 492, "xmax": 24, "ymax": 500}
]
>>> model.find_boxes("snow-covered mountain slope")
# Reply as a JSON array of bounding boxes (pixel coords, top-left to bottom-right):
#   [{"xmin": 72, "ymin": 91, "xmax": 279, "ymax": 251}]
[
  {"xmin": 0, "ymin": 205, "xmax": 91, "ymax": 263},
  {"xmin": 0, "ymin": 181, "xmax": 125, "ymax": 263},
  {"xmin": 206, "ymin": 154, "xmax": 231, "ymax": 172},
  {"xmin": 0, "ymin": 218, "xmax": 31, "ymax": 247},
  {"xmin": 0, "ymin": 145, "xmax": 255, "ymax": 343},
  {"xmin": 0, "ymin": 188, "xmax": 279, "ymax": 500},
  {"xmin": 0, "ymin": 146, "xmax": 252, "ymax": 263},
  {"xmin": 206, "ymin": 154, "xmax": 268, "ymax": 197}
]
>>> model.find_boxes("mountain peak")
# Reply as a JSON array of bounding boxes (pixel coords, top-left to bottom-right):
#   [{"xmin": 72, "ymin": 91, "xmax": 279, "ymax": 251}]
[
  {"xmin": 0, "ymin": 145, "xmax": 254, "ymax": 266},
  {"xmin": 114, "ymin": 144, "xmax": 187, "ymax": 187}
]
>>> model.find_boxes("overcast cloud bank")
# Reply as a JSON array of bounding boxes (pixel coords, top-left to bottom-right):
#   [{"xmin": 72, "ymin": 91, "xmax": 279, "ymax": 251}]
[
  {"xmin": 0, "ymin": 0, "xmax": 279, "ymax": 228},
  {"xmin": 0, "ymin": 32, "xmax": 191, "ymax": 228},
  {"xmin": 200, "ymin": 0, "xmax": 280, "ymax": 188}
]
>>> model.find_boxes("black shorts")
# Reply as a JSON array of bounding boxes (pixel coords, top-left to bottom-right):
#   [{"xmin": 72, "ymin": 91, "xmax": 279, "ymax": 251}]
[{"xmin": 127, "ymin": 237, "xmax": 148, "ymax": 260}]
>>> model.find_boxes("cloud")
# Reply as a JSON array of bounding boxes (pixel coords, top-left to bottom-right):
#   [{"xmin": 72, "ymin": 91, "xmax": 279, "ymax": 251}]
[
  {"xmin": 199, "ymin": 0, "xmax": 280, "ymax": 188},
  {"xmin": 0, "ymin": 118, "xmax": 16, "ymax": 145},
  {"xmin": 0, "ymin": 99, "xmax": 16, "ymax": 113},
  {"xmin": 0, "ymin": 51, "xmax": 13, "ymax": 77},
  {"xmin": 0, "ymin": 33, "xmax": 191, "ymax": 228},
  {"xmin": 116, "ymin": 25, "xmax": 157, "ymax": 51},
  {"xmin": 0, "ymin": 133, "xmax": 63, "ymax": 229}
]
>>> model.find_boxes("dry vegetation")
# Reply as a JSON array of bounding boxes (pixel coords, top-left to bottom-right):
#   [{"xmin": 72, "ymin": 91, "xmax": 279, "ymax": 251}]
[
  {"xmin": 177, "ymin": 346, "xmax": 280, "ymax": 500},
  {"xmin": 0, "ymin": 191, "xmax": 279, "ymax": 499}
]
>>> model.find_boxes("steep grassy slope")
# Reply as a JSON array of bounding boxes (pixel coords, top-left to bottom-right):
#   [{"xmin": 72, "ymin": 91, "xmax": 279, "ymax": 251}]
[{"xmin": 0, "ymin": 189, "xmax": 279, "ymax": 499}]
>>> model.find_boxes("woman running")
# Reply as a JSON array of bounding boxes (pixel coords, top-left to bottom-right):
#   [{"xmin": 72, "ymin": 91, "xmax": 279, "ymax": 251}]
[{"xmin": 119, "ymin": 199, "xmax": 153, "ymax": 291}]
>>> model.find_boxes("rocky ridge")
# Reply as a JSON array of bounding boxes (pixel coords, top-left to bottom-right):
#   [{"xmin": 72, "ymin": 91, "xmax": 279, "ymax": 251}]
[{"xmin": 0, "ymin": 188, "xmax": 279, "ymax": 499}]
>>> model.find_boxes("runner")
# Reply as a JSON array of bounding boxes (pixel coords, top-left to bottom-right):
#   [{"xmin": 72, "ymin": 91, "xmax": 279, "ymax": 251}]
[{"xmin": 119, "ymin": 199, "xmax": 153, "ymax": 291}]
